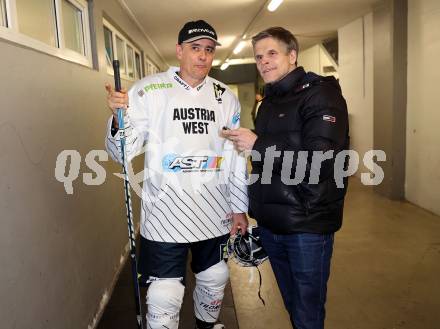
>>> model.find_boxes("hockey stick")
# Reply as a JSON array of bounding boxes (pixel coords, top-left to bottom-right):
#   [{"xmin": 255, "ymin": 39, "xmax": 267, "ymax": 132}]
[{"xmin": 112, "ymin": 60, "xmax": 144, "ymax": 329}]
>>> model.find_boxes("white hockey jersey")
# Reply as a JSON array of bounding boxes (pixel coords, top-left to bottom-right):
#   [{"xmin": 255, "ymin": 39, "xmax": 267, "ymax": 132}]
[{"xmin": 106, "ymin": 67, "xmax": 248, "ymax": 243}]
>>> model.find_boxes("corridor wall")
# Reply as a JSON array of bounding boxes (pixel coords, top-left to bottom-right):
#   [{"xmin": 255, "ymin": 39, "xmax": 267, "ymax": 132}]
[
  {"xmin": 406, "ymin": 0, "xmax": 440, "ymax": 216},
  {"xmin": 338, "ymin": 14, "xmax": 374, "ymax": 177},
  {"xmin": 0, "ymin": 1, "xmax": 166, "ymax": 328}
]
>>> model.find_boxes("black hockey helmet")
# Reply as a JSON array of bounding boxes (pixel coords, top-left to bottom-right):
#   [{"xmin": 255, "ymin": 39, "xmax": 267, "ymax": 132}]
[{"xmin": 227, "ymin": 225, "xmax": 268, "ymax": 267}]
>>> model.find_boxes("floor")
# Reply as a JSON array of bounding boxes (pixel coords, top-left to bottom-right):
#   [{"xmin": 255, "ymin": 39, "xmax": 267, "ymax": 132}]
[
  {"xmin": 230, "ymin": 178, "xmax": 440, "ymax": 329},
  {"xmin": 98, "ymin": 178, "xmax": 440, "ymax": 329},
  {"xmin": 97, "ymin": 255, "xmax": 238, "ymax": 329}
]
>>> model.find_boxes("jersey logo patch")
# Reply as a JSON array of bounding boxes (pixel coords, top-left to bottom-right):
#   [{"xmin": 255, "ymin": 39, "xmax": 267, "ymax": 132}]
[
  {"xmin": 144, "ymin": 82, "xmax": 173, "ymax": 92},
  {"xmin": 213, "ymin": 83, "xmax": 226, "ymax": 104},
  {"xmin": 232, "ymin": 111, "xmax": 240, "ymax": 125},
  {"xmin": 162, "ymin": 154, "xmax": 223, "ymax": 172},
  {"xmin": 323, "ymin": 115, "xmax": 336, "ymax": 123}
]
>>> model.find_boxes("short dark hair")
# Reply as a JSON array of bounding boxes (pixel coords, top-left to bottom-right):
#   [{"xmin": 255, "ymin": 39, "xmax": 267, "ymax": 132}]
[{"xmin": 251, "ymin": 27, "xmax": 299, "ymax": 54}]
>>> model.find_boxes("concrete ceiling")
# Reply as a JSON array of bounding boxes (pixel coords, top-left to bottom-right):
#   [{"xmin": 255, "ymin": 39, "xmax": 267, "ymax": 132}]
[{"xmin": 121, "ymin": 0, "xmax": 379, "ymax": 67}]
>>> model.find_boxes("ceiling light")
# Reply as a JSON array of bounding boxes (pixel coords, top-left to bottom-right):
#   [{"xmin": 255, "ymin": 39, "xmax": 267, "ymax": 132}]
[
  {"xmin": 233, "ymin": 41, "xmax": 247, "ymax": 55},
  {"xmin": 220, "ymin": 62, "xmax": 230, "ymax": 70},
  {"xmin": 267, "ymin": 0, "xmax": 283, "ymax": 12}
]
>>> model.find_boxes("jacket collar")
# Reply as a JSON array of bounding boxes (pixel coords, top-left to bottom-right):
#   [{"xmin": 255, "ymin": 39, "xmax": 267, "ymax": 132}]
[{"xmin": 264, "ymin": 66, "xmax": 306, "ymax": 97}]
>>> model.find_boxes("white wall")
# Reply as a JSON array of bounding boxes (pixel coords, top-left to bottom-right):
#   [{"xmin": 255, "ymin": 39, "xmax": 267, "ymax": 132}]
[
  {"xmin": 299, "ymin": 44, "xmax": 339, "ymax": 79},
  {"xmin": 406, "ymin": 0, "xmax": 440, "ymax": 215},
  {"xmin": 299, "ymin": 45, "xmax": 320, "ymax": 73},
  {"xmin": 338, "ymin": 14, "xmax": 374, "ymax": 176}
]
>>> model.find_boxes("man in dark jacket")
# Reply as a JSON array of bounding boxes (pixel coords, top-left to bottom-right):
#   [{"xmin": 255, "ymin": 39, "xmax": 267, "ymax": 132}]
[{"xmin": 222, "ymin": 27, "xmax": 349, "ymax": 329}]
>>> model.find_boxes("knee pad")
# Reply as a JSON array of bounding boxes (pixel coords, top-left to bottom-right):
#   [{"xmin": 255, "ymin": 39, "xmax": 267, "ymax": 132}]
[
  {"xmin": 194, "ymin": 261, "xmax": 229, "ymax": 323},
  {"xmin": 146, "ymin": 279, "xmax": 185, "ymax": 329}
]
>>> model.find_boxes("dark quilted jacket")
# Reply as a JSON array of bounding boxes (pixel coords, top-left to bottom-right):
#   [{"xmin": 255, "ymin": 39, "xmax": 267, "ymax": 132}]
[{"xmin": 249, "ymin": 66, "xmax": 350, "ymax": 234}]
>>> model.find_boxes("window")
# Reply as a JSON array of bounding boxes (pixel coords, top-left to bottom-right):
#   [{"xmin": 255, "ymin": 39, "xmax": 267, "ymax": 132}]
[
  {"xmin": 0, "ymin": 0, "xmax": 92, "ymax": 67},
  {"xmin": 103, "ymin": 18, "xmax": 142, "ymax": 81},
  {"xmin": 61, "ymin": 0, "xmax": 85, "ymax": 55},
  {"xmin": 127, "ymin": 45, "xmax": 134, "ymax": 79},
  {"xmin": 1, "ymin": 0, "xmax": 8, "ymax": 27},
  {"xmin": 135, "ymin": 52, "xmax": 141, "ymax": 80},
  {"xmin": 103, "ymin": 25, "xmax": 114, "ymax": 68},
  {"xmin": 145, "ymin": 56, "xmax": 160, "ymax": 76},
  {"xmin": 115, "ymin": 36, "xmax": 126, "ymax": 75},
  {"xmin": 16, "ymin": 0, "xmax": 57, "ymax": 47}
]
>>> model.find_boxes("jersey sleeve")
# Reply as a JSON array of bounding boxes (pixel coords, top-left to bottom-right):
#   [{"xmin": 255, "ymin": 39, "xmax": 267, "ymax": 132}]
[
  {"xmin": 105, "ymin": 83, "xmax": 149, "ymax": 163},
  {"xmin": 226, "ymin": 97, "xmax": 249, "ymax": 214}
]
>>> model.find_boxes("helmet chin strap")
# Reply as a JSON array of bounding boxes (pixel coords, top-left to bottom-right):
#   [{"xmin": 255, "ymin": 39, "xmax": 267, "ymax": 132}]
[
  {"xmin": 226, "ymin": 225, "xmax": 268, "ymax": 305},
  {"xmin": 256, "ymin": 265, "xmax": 265, "ymax": 306}
]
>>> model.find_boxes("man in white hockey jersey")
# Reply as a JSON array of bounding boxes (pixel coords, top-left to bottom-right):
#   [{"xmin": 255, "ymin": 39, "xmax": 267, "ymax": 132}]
[{"xmin": 105, "ymin": 20, "xmax": 248, "ymax": 329}]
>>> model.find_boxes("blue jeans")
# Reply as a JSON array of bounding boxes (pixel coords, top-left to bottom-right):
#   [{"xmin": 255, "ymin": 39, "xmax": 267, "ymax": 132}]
[{"xmin": 259, "ymin": 227, "xmax": 334, "ymax": 329}]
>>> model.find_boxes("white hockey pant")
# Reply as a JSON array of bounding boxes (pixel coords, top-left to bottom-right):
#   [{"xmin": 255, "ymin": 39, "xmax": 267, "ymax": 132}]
[
  {"xmin": 146, "ymin": 279, "xmax": 185, "ymax": 329},
  {"xmin": 193, "ymin": 261, "xmax": 229, "ymax": 324}
]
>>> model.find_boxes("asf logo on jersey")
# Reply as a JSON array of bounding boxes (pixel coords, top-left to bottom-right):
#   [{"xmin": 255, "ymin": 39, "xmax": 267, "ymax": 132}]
[
  {"xmin": 213, "ymin": 83, "xmax": 225, "ymax": 104},
  {"xmin": 162, "ymin": 154, "xmax": 223, "ymax": 172},
  {"xmin": 232, "ymin": 111, "xmax": 240, "ymax": 125}
]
